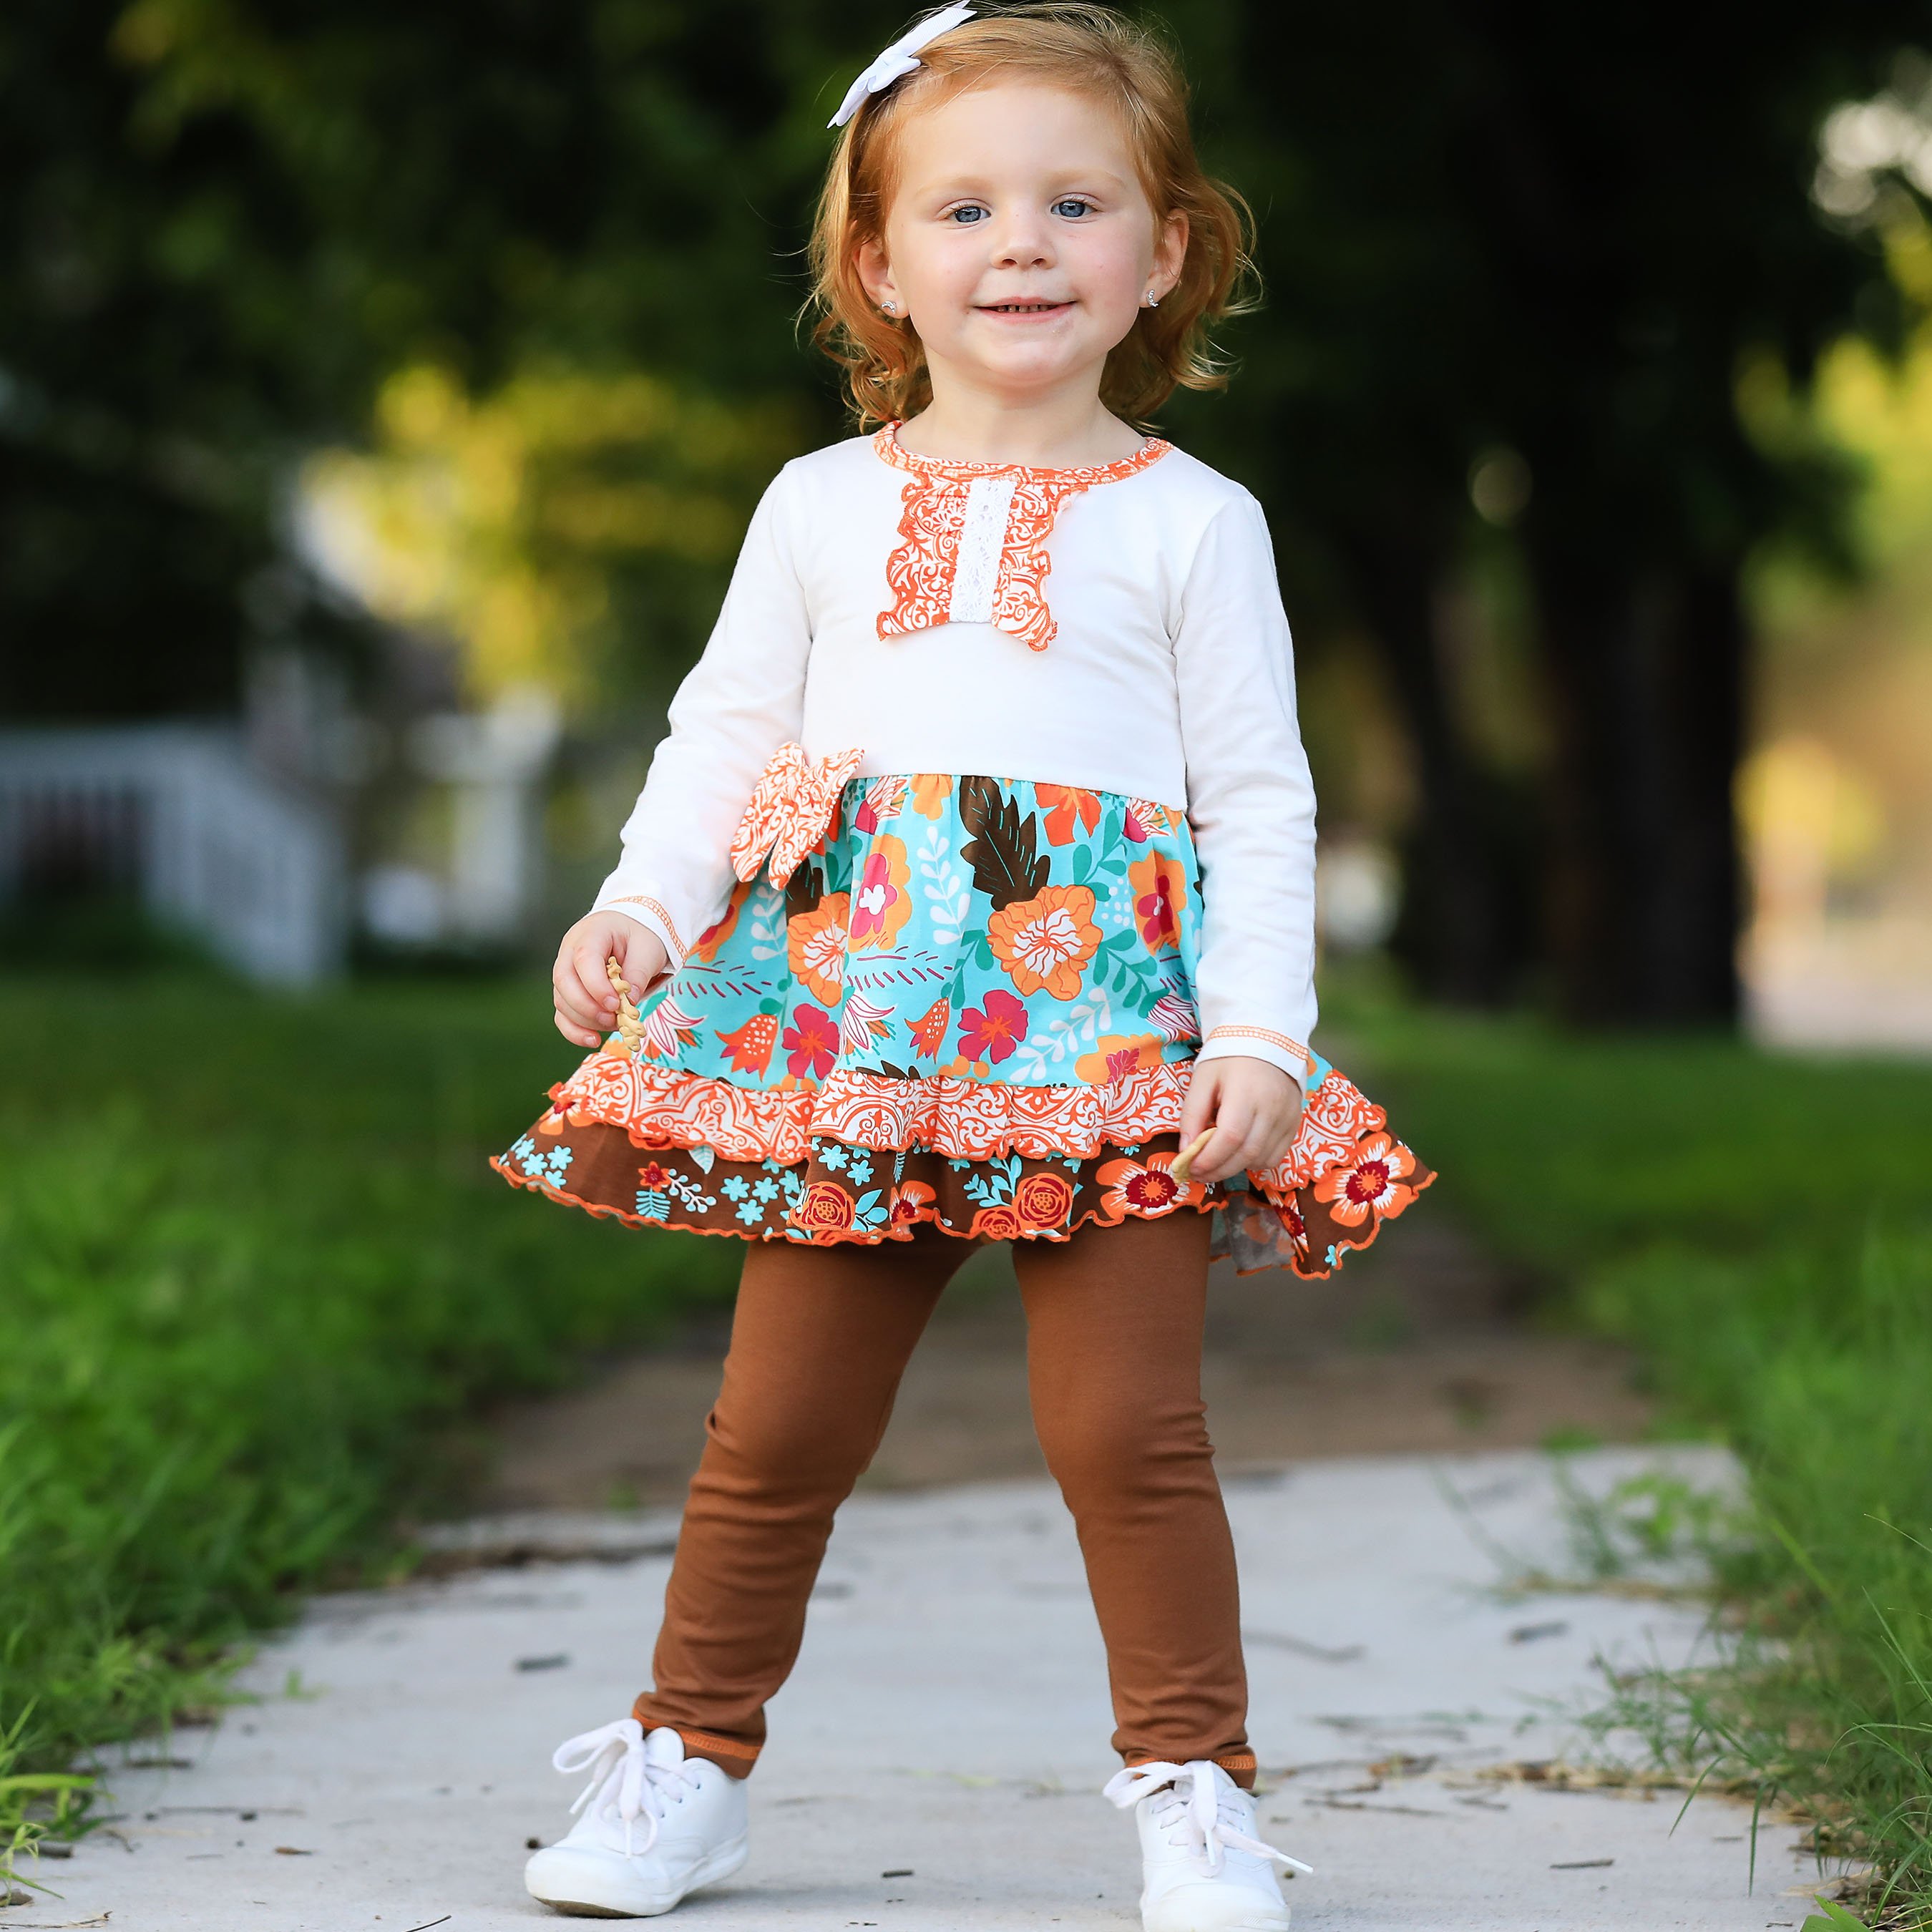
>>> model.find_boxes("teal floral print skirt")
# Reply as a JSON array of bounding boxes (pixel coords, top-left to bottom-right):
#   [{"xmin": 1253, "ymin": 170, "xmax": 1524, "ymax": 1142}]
[{"xmin": 494, "ymin": 770, "xmax": 1431, "ymax": 1277}]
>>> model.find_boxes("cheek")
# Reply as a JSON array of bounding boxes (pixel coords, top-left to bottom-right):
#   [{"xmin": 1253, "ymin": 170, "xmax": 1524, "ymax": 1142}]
[
  {"xmin": 1069, "ymin": 236, "xmax": 1149, "ymax": 321},
  {"xmin": 891, "ymin": 234, "xmax": 980, "ymax": 309}
]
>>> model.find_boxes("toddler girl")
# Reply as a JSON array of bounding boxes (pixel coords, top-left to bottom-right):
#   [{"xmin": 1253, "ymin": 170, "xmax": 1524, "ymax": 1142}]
[{"xmin": 497, "ymin": 5, "xmax": 1430, "ymax": 1923}]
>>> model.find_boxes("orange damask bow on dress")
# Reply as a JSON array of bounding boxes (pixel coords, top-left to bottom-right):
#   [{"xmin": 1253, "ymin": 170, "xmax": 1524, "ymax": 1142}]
[{"xmin": 728, "ymin": 741, "xmax": 865, "ymax": 888}]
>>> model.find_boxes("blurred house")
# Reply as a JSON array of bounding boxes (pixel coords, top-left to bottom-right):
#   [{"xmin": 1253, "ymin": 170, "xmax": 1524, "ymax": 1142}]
[
  {"xmin": 0, "ymin": 718, "xmax": 345, "ymax": 985},
  {"xmin": 0, "ymin": 636, "xmax": 565, "ymax": 984}
]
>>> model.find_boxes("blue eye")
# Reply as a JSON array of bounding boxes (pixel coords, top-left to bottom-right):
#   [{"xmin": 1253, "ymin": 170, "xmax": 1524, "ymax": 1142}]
[
  {"xmin": 949, "ymin": 205, "xmax": 987, "ymax": 223},
  {"xmin": 1052, "ymin": 197, "xmax": 1093, "ymax": 219}
]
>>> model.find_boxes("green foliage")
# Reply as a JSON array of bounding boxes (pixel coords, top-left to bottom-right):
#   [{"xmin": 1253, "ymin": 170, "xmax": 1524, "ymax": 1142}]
[
  {"xmin": 0, "ymin": 973, "xmax": 735, "ymax": 1857},
  {"xmin": 1342, "ymin": 976, "xmax": 1932, "ymax": 1921}
]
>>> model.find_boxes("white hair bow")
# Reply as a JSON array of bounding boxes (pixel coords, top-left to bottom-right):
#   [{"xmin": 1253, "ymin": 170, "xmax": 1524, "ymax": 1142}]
[{"xmin": 828, "ymin": 4, "xmax": 976, "ymax": 129}]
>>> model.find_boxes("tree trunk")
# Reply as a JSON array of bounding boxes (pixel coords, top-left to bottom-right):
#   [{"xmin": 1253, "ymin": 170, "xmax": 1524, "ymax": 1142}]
[
  {"xmin": 1528, "ymin": 550, "xmax": 1745, "ymax": 1026},
  {"xmin": 1341, "ymin": 527, "xmax": 1525, "ymax": 1007}
]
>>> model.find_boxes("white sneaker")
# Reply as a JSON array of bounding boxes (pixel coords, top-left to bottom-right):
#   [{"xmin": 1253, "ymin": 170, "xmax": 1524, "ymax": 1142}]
[
  {"xmin": 525, "ymin": 1718, "xmax": 748, "ymax": 1917},
  {"xmin": 1103, "ymin": 1758, "xmax": 1312, "ymax": 1932}
]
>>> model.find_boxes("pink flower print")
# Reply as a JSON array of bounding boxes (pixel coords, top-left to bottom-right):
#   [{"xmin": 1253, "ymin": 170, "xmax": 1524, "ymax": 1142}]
[
  {"xmin": 957, "ymin": 988, "xmax": 1030, "ymax": 1065},
  {"xmin": 782, "ymin": 1003, "xmax": 839, "ymax": 1080},
  {"xmin": 1127, "ymin": 852, "xmax": 1185, "ymax": 955},
  {"xmin": 847, "ymin": 834, "xmax": 913, "ymax": 951}
]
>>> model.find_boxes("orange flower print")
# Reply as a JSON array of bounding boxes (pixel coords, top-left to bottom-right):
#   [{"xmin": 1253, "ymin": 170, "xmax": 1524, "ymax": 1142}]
[
  {"xmin": 909, "ymin": 996, "xmax": 951, "ymax": 1060},
  {"xmin": 969, "ymin": 1202, "xmax": 1023, "ymax": 1239},
  {"xmin": 637, "ymin": 1159, "xmax": 673, "ymax": 1191},
  {"xmin": 889, "ymin": 1178, "xmax": 937, "ymax": 1226},
  {"xmin": 690, "ymin": 879, "xmax": 750, "ymax": 963},
  {"xmin": 716, "ymin": 1010, "xmax": 780, "ymax": 1077},
  {"xmin": 849, "ymin": 834, "xmax": 914, "ymax": 951},
  {"xmin": 1035, "ymin": 784, "xmax": 1101, "ymax": 845},
  {"xmin": 1075, "ymin": 1032, "xmax": 1164, "ymax": 1085},
  {"xmin": 782, "ymin": 1003, "xmax": 839, "ymax": 1080},
  {"xmin": 1126, "ymin": 851, "xmax": 1186, "ymax": 954},
  {"xmin": 1313, "ymin": 1134, "xmax": 1417, "ymax": 1226},
  {"xmin": 787, "ymin": 891, "xmax": 850, "ymax": 1006},
  {"xmin": 796, "ymin": 1179, "xmax": 857, "ymax": 1233},
  {"xmin": 1095, "ymin": 1152, "xmax": 1197, "ymax": 1219},
  {"xmin": 1013, "ymin": 1170, "xmax": 1075, "ymax": 1231},
  {"xmin": 910, "ymin": 773, "xmax": 954, "ymax": 818},
  {"xmin": 987, "ymin": 883, "xmax": 1101, "ymax": 1000}
]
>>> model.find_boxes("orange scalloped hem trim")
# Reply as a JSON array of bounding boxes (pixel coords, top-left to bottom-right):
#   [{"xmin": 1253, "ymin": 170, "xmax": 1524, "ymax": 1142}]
[{"xmin": 488, "ymin": 1149, "xmax": 1434, "ymax": 1278}]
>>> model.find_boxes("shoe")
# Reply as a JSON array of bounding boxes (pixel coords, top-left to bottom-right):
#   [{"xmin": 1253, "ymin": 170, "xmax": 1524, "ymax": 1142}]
[
  {"xmin": 525, "ymin": 1717, "xmax": 748, "ymax": 1917},
  {"xmin": 1103, "ymin": 1758, "xmax": 1312, "ymax": 1932}
]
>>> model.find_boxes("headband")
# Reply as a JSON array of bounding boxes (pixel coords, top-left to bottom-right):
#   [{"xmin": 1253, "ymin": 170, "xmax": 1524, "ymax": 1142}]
[{"xmin": 827, "ymin": 4, "xmax": 977, "ymax": 130}]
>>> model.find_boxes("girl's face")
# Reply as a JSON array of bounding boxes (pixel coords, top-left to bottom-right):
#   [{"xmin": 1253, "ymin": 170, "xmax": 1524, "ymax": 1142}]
[{"xmin": 859, "ymin": 82, "xmax": 1186, "ymax": 411}]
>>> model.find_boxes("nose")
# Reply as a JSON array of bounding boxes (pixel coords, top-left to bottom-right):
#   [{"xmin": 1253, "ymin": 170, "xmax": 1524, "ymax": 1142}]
[{"xmin": 986, "ymin": 204, "xmax": 1055, "ymax": 272}]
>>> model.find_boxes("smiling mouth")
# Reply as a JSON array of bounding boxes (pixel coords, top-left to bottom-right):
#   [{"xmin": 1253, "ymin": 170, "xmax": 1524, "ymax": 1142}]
[{"xmin": 979, "ymin": 299, "xmax": 1072, "ymax": 314}]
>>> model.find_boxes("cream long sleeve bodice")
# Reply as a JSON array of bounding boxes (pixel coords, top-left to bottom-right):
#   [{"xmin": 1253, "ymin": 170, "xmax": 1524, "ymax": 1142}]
[{"xmin": 592, "ymin": 426, "xmax": 1319, "ymax": 1087}]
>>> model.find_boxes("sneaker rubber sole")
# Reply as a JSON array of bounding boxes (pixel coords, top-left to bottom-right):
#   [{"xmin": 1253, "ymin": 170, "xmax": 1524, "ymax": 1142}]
[{"xmin": 525, "ymin": 1834, "xmax": 749, "ymax": 1918}]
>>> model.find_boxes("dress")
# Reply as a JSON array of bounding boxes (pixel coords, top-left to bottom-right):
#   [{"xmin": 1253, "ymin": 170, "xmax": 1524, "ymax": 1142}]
[{"xmin": 494, "ymin": 426, "xmax": 1433, "ymax": 1277}]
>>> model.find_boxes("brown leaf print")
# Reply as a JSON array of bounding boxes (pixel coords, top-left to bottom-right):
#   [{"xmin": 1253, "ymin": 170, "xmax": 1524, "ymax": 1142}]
[{"xmin": 957, "ymin": 776, "xmax": 1050, "ymax": 911}]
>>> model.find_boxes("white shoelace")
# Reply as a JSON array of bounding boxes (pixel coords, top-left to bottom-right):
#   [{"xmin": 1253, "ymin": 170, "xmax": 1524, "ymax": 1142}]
[
  {"xmin": 1103, "ymin": 1760, "xmax": 1314, "ymax": 1878},
  {"xmin": 552, "ymin": 1718, "xmax": 700, "ymax": 1858}
]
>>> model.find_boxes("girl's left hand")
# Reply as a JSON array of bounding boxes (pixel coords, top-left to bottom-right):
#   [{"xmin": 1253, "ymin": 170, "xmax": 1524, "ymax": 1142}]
[{"xmin": 1176, "ymin": 1057, "xmax": 1304, "ymax": 1186}]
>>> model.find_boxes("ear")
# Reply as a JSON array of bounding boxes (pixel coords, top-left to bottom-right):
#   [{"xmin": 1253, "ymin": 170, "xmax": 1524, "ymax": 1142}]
[
  {"xmin": 855, "ymin": 236, "xmax": 901, "ymax": 316},
  {"xmin": 1149, "ymin": 209, "xmax": 1189, "ymax": 304}
]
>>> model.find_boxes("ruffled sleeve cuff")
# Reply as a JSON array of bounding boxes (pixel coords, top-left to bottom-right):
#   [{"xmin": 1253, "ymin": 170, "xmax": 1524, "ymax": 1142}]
[
  {"xmin": 589, "ymin": 891, "xmax": 688, "ymax": 998},
  {"xmin": 1195, "ymin": 1025, "xmax": 1312, "ymax": 1100}
]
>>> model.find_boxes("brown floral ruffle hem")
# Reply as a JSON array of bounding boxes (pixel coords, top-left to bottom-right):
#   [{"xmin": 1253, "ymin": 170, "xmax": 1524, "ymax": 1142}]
[{"xmin": 492, "ymin": 1061, "xmax": 1434, "ymax": 1279}]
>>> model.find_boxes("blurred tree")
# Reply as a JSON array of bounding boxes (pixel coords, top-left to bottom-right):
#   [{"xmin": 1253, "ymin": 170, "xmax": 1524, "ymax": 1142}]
[
  {"xmin": 0, "ymin": 0, "xmax": 855, "ymax": 719},
  {"xmin": 6, "ymin": 0, "xmax": 1928, "ymax": 1027},
  {"xmin": 301, "ymin": 364, "xmax": 800, "ymax": 708},
  {"xmin": 1167, "ymin": 3, "xmax": 1928, "ymax": 1024}
]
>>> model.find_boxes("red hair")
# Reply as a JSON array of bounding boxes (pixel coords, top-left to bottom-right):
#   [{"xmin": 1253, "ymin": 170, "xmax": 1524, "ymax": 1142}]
[{"xmin": 806, "ymin": 3, "xmax": 1259, "ymax": 427}]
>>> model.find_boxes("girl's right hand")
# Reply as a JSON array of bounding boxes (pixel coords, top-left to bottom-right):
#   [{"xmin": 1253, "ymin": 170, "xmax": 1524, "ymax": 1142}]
[{"xmin": 552, "ymin": 911, "xmax": 669, "ymax": 1049}]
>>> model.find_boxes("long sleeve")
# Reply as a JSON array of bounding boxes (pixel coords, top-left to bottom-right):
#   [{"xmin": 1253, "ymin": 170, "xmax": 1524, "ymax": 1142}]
[
  {"xmin": 1172, "ymin": 492, "xmax": 1319, "ymax": 1093},
  {"xmin": 590, "ymin": 467, "xmax": 812, "ymax": 987}
]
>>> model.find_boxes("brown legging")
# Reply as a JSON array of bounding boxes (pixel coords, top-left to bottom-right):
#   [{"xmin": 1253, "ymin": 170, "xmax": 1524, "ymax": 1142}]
[{"xmin": 634, "ymin": 1209, "xmax": 1254, "ymax": 1787}]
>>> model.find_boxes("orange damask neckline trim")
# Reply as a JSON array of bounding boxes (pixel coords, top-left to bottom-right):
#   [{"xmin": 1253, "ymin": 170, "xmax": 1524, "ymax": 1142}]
[
  {"xmin": 872, "ymin": 422, "xmax": 1172, "ymax": 652},
  {"xmin": 872, "ymin": 422, "xmax": 1172, "ymax": 486}
]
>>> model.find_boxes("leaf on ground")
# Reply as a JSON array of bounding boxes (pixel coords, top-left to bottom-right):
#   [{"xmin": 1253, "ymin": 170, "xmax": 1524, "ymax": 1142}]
[{"xmin": 1802, "ymin": 1902, "xmax": 1869, "ymax": 1931}]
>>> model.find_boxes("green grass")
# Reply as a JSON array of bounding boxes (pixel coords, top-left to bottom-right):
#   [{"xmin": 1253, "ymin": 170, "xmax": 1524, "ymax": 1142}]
[
  {"xmin": 0, "ymin": 971, "xmax": 736, "ymax": 1859},
  {"xmin": 6, "ymin": 961, "xmax": 1930, "ymax": 1918},
  {"xmin": 1335, "ymin": 977, "xmax": 1932, "ymax": 1926}
]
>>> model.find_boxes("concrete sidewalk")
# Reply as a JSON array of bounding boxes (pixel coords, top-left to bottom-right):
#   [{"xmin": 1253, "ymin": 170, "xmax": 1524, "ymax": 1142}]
[{"xmin": 14, "ymin": 1448, "xmax": 1840, "ymax": 1931}]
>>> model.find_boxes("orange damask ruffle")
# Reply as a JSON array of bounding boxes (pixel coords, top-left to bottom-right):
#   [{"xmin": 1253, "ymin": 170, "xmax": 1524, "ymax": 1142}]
[
  {"xmin": 726, "ymin": 741, "xmax": 864, "ymax": 889},
  {"xmin": 872, "ymin": 424, "xmax": 1173, "ymax": 651},
  {"xmin": 547, "ymin": 1048, "xmax": 1408, "ymax": 1206}
]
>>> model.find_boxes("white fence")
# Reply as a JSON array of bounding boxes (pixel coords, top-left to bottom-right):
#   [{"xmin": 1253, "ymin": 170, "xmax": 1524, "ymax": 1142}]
[{"xmin": 0, "ymin": 725, "xmax": 346, "ymax": 985}]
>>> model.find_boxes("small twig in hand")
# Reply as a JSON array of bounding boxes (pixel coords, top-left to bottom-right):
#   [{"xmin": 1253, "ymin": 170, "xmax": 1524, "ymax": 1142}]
[
  {"xmin": 604, "ymin": 956, "xmax": 645, "ymax": 1058},
  {"xmin": 1169, "ymin": 1128, "xmax": 1215, "ymax": 1184}
]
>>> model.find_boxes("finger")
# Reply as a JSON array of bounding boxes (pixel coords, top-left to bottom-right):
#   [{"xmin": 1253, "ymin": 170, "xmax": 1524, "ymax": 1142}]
[
  {"xmin": 573, "ymin": 941, "xmax": 621, "ymax": 1018},
  {"xmin": 1192, "ymin": 1104, "xmax": 1256, "ymax": 1186},
  {"xmin": 615, "ymin": 932, "xmax": 665, "ymax": 1004},
  {"xmin": 1169, "ymin": 1128, "xmax": 1216, "ymax": 1184},
  {"xmin": 552, "ymin": 960, "xmax": 602, "ymax": 1033},
  {"xmin": 552, "ymin": 1004, "xmax": 604, "ymax": 1050},
  {"xmin": 1177, "ymin": 1062, "xmax": 1221, "ymax": 1145}
]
